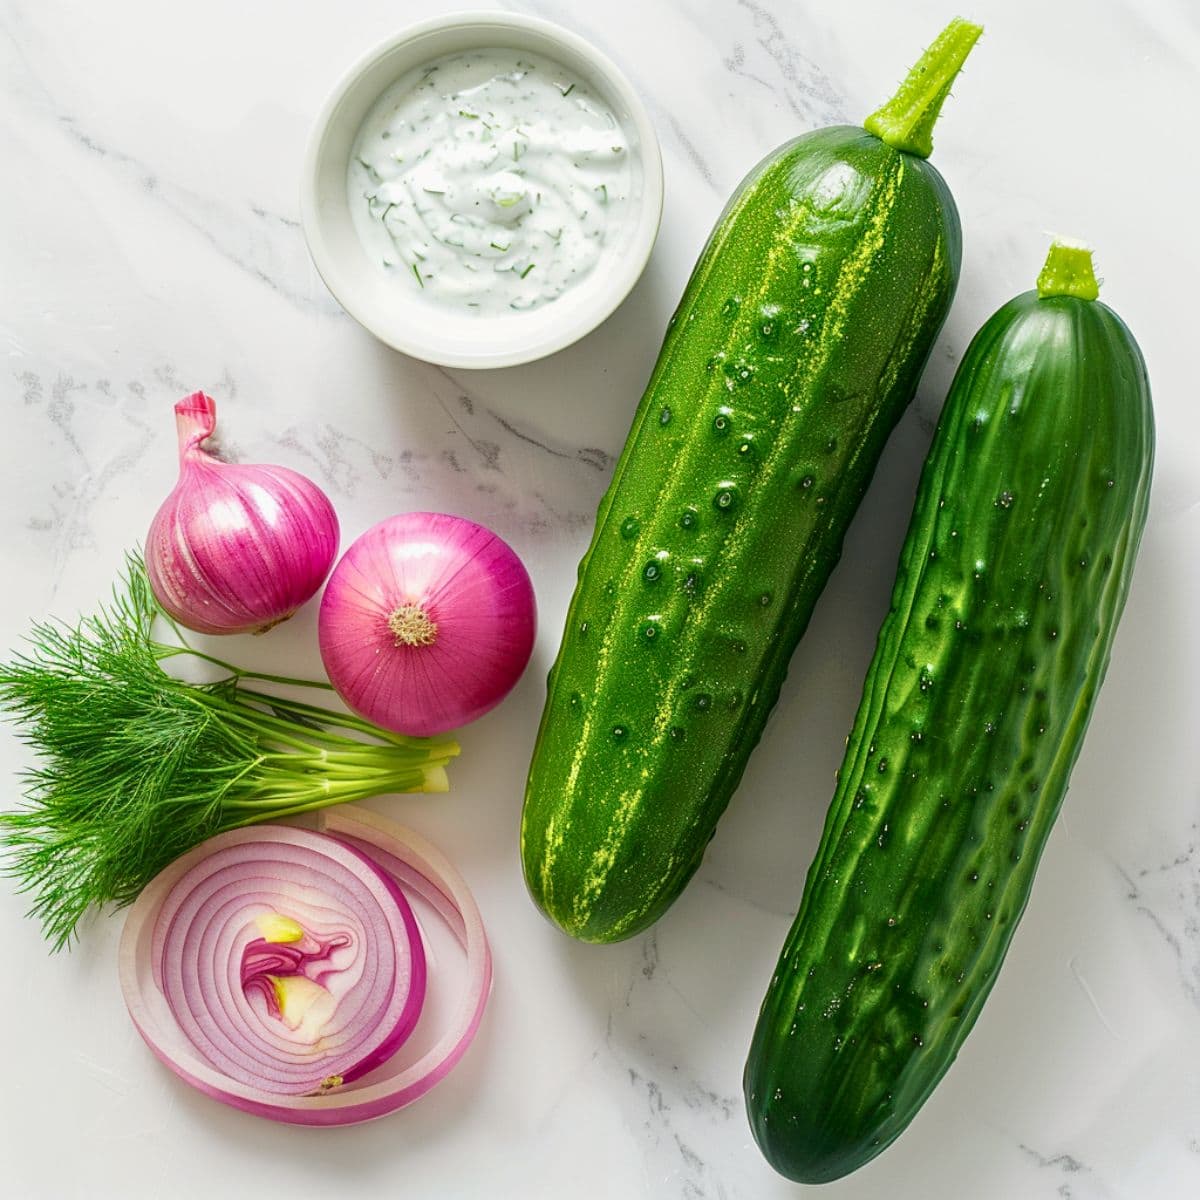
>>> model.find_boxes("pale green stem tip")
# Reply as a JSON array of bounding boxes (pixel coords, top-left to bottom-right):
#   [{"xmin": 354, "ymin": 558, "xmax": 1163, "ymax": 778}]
[
  {"xmin": 1036, "ymin": 239, "xmax": 1100, "ymax": 301},
  {"xmin": 864, "ymin": 17, "xmax": 983, "ymax": 159},
  {"xmin": 423, "ymin": 764, "xmax": 450, "ymax": 793}
]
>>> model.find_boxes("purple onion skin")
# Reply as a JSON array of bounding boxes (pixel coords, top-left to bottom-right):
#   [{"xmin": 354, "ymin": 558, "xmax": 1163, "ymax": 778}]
[
  {"xmin": 146, "ymin": 392, "xmax": 339, "ymax": 635},
  {"xmin": 319, "ymin": 512, "xmax": 537, "ymax": 737}
]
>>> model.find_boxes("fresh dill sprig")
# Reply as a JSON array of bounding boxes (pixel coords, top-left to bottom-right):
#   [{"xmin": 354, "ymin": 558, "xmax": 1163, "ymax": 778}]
[{"xmin": 0, "ymin": 553, "xmax": 459, "ymax": 950}]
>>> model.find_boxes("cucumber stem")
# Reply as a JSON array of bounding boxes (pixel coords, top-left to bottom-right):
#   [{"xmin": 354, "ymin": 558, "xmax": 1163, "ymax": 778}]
[
  {"xmin": 864, "ymin": 17, "xmax": 983, "ymax": 159},
  {"xmin": 1036, "ymin": 239, "xmax": 1100, "ymax": 301}
]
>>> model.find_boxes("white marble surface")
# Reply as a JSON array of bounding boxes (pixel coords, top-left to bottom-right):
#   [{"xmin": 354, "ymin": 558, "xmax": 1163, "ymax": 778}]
[{"xmin": 1, "ymin": 1, "xmax": 1197, "ymax": 1196}]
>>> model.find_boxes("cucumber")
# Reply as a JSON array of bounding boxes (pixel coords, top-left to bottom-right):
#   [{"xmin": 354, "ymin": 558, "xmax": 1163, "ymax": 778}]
[
  {"xmin": 744, "ymin": 241, "xmax": 1154, "ymax": 1183},
  {"xmin": 521, "ymin": 21, "xmax": 982, "ymax": 943}
]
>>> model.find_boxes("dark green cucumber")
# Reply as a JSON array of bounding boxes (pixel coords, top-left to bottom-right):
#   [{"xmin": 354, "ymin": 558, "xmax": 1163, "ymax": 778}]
[
  {"xmin": 521, "ymin": 20, "xmax": 982, "ymax": 943},
  {"xmin": 744, "ymin": 241, "xmax": 1154, "ymax": 1183}
]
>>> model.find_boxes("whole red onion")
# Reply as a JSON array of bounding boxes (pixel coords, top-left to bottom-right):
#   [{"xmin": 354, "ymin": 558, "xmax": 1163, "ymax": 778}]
[
  {"xmin": 318, "ymin": 512, "xmax": 536, "ymax": 736},
  {"xmin": 146, "ymin": 392, "xmax": 339, "ymax": 635}
]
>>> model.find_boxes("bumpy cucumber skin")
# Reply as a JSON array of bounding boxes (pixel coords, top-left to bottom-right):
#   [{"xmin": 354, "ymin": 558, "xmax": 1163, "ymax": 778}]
[
  {"xmin": 744, "ymin": 290, "xmax": 1154, "ymax": 1183},
  {"xmin": 521, "ymin": 126, "xmax": 962, "ymax": 943}
]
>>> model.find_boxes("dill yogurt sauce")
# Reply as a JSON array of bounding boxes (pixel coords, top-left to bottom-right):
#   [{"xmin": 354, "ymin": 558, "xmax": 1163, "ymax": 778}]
[{"xmin": 349, "ymin": 50, "xmax": 633, "ymax": 315}]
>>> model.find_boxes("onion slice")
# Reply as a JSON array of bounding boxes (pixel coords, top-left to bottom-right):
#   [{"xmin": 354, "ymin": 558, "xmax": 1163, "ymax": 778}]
[{"xmin": 119, "ymin": 807, "xmax": 492, "ymax": 1125}]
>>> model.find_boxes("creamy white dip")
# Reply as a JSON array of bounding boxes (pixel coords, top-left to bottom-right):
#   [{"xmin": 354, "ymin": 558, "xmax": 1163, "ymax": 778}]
[{"xmin": 348, "ymin": 49, "xmax": 633, "ymax": 316}]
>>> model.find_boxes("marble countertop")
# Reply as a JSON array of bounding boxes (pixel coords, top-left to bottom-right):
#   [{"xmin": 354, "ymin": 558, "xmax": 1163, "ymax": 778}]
[{"xmin": 2, "ymin": 1, "xmax": 1197, "ymax": 1196}]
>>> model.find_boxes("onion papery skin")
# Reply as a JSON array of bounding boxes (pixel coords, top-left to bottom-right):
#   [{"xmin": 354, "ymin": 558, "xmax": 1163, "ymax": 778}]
[
  {"xmin": 318, "ymin": 512, "xmax": 536, "ymax": 736},
  {"xmin": 146, "ymin": 392, "xmax": 339, "ymax": 635},
  {"xmin": 119, "ymin": 808, "xmax": 492, "ymax": 1126}
]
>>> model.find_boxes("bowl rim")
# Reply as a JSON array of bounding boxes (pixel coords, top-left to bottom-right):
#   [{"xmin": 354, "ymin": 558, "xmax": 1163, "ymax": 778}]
[{"xmin": 300, "ymin": 9, "xmax": 664, "ymax": 370}]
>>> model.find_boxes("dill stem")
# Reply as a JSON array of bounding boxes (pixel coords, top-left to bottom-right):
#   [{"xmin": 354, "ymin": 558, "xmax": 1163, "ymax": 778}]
[
  {"xmin": 176, "ymin": 688, "xmax": 394, "ymax": 756},
  {"xmin": 222, "ymin": 772, "xmax": 434, "ymax": 818},
  {"xmin": 235, "ymin": 688, "xmax": 442, "ymax": 747},
  {"xmin": 154, "ymin": 644, "xmax": 337, "ymax": 693},
  {"xmin": 256, "ymin": 748, "xmax": 451, "ymax": 773}
]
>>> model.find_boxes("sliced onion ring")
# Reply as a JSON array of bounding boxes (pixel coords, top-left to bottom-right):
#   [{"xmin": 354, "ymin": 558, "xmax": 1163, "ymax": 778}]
[{"xmin": 119, "ymin": 807, "xmax": 492, "ymax": 1125}]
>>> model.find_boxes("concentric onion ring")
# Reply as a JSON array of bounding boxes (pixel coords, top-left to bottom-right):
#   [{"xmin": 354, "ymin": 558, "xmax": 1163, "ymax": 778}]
[{"xmin": 119, "ymin": 806, "xmax": 492, "ymax": 1125}]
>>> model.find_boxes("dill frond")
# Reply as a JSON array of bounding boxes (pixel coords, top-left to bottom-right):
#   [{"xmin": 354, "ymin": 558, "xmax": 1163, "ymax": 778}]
[{"xmin": 0, "ymin": 553, "xmax": 459, "ymax": 950}]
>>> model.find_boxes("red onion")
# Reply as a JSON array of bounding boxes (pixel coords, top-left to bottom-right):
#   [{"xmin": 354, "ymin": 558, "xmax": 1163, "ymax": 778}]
[
  {"xmin": 318, "ymin": 512, "xmax": 536, "ymax": 736},
  {"xmin": 146, "ymin": 392, "xmax": 339, "ymax": 635},
  {"xmin": 119, "ymin": 807, "xmax": 492, "ymax": 1126}
]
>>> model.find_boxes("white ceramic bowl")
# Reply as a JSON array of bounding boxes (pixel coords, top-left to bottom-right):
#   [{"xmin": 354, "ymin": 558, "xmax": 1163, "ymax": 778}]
[{"xmin": 301, "ymin": 11, "xmax": 663, "ymax": 369}]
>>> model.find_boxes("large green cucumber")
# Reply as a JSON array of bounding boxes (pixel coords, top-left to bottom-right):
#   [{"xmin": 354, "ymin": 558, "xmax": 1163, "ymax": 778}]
[
  {"xmin": 744, "ymin": 241, "xmax": 1155, "ymax": 1183},
  {"xmin": 521, "ymin": 21, "xmax": 982, "ymax": 943}
]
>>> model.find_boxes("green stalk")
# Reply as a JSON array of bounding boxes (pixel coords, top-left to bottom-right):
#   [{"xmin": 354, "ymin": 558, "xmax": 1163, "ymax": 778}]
[
  {"xmin": 256, "ymin": 750, "xmax": 444, "ymax": 773},
  {"xmin": 155, "ymin": 643, "xmax": 336, "ymax": 693},
  {"xmin": 221, "ymin": 770, "xmax": 438, "ymax": 810},
  {"xmin": 864, "ymin": 17, "xmax": 982, "ymax": 159},
  {"xmin": 1036, "ymin": 239, "xmax": 1100, "ymax": 300},
  {"xmin": 237, "ymin": 688, "xmax": 456, "ymax": 749}
]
